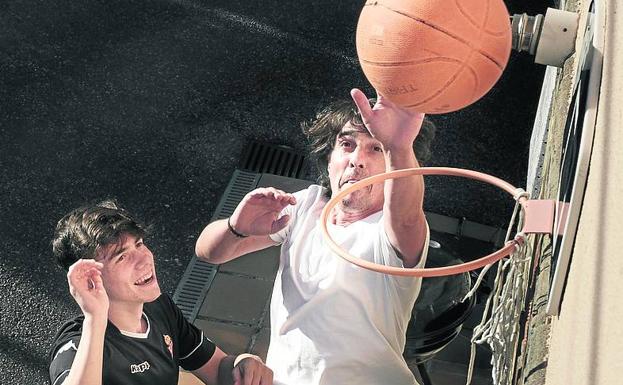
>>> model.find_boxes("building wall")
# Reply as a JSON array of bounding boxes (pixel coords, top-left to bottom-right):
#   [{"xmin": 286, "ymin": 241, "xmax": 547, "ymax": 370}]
[{"xmin": 545, "ymin": 1, "xmax": 623, "ymax": 384}]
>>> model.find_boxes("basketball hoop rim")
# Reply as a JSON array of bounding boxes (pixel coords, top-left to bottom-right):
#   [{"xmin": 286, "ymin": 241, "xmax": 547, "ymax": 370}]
[{"xmin": 320, "ymin": 167, "xmax": 529, "ymax": 277}]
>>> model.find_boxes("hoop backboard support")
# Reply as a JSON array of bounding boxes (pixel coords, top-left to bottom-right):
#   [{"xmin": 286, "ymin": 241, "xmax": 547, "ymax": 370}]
[
  {"xmin": 546, "ymin": 1, "xmax": 602, "ymax": 316},
  {"xmin": 516, "ymin": 2, "xmax": 602, "ymax": 385}
]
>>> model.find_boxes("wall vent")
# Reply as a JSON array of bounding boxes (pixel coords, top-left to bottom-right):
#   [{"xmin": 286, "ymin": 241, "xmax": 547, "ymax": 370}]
[
  {"xmin": 173, "ymin": 170, "xmax": 261, "ymax": 321},
  {"xmin": 239, "ymin": 141, "xmax": 307, "ymax": 178}
]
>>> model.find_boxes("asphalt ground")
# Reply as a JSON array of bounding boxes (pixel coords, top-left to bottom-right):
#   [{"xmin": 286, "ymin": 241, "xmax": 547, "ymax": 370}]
[{"xmin": 1, "ymin": 0, "xmax": 548, "ymax": 383}]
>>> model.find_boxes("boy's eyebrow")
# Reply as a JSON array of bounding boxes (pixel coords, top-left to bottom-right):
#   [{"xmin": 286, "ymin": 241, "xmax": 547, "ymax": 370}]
[
  {"xmin": 110, "ymin": 244, "xmax": 129, "ymax": 259},
  {"xmin": 109, "ymin": 237, "xmax": 143, "ymax": 260},
  {"xmin": 98, "ymin": 242, "xmax": 129, "ymax": 261}
]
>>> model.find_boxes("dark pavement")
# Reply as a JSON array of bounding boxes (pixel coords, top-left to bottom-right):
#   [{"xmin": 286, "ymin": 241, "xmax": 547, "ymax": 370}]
[{"xmin": 0, "ymin": 0, "xmax": 548, "ymax": 383}]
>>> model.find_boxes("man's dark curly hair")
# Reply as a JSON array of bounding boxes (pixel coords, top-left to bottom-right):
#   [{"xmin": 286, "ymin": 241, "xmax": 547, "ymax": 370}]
[
  {"xmin": 302, "ymin": 98, "xmax": 436, "ymax": 194},
  {"xmin": 52, "ymin": 200, "xmax": 148, "ymax": 271}
]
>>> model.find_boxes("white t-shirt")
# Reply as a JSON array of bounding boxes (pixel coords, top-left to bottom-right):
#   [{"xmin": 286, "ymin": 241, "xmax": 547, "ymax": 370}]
[{"xmin": 267, "ymin": 185, "xmax": 429, "ymax": 385}]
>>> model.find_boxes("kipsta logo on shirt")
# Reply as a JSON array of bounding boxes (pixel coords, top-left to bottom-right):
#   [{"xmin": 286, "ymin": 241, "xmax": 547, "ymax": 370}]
[{"xmin": 130, "ymin": 361, "xmax": 151, "ymax": 373}]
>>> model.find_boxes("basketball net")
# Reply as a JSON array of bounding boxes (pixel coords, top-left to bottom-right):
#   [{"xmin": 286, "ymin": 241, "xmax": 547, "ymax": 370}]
[{"xmin": 464, "ymin": 192, "xmax": 533, "ymax": 385}]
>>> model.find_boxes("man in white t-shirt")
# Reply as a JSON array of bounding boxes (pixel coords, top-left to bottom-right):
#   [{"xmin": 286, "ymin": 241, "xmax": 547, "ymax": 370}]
[{"xmin": 196, "ymin": 88, "xmax": 436, "ymax": 385}]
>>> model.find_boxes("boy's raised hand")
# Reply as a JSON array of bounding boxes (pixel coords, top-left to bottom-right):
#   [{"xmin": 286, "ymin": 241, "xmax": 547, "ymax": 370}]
[{"xmin": 67, "ymin": 259, "xmax": 109, "ymax": 321}]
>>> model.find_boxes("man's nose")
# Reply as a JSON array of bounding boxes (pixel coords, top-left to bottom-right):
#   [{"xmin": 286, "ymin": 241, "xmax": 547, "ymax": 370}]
[{"xmin": 349, "ymin": 147, "xmax": 366, "ymax": 168}]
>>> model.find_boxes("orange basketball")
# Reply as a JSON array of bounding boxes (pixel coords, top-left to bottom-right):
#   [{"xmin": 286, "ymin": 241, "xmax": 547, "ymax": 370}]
[{"xmin": 356, "ymin": 0, "xmax": 512, "ymax": 114}]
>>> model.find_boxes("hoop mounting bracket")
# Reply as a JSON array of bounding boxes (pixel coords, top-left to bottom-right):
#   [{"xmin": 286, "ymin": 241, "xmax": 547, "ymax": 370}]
[
  {"xmin": 520, "ymin": 199, "xmax": 570, "ymax": 235},
  {"xmin": 521, "ymin": 199, "xmax": 556, "ymax": 234}
]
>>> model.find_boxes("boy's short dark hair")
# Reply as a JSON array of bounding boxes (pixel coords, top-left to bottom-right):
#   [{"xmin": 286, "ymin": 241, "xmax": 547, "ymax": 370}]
[
  {"xmin": 301, "ymin": 98, "xmax": 436, "ymax": 194},
  {"xmin": 52, "ymin": 200, "xmax": 147, "ymax": 270}
]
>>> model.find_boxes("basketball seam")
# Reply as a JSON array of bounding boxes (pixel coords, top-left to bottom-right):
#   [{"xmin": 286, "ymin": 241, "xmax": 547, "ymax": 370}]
[
  {"xmin": 403, "ymin": 64, "xmax": 479, "ymax": 111},
  {"xmin": 361, "ymin": 56, "xmax": 480, "ymax": 111},
  {"xmin": 369, "ymin": 2, "xmax": 506, "ymax": 70},
  {"xmin": 455, "ymin": 0, "xmax": 508, "ymax": 37},
  {"xmin": 361, "ymin": 57, "xmax": 463, "ymax": 66}
]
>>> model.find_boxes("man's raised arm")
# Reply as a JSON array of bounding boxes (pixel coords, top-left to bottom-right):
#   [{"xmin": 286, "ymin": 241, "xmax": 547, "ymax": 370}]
[{"xmin": 351, "ymin": 88, "xmax": 428, "ymax": 268}]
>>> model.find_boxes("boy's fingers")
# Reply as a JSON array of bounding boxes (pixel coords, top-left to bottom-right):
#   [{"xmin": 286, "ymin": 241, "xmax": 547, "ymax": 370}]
[{"xmin": 87, "ymin": 268, "xmax": 103, "ymax": 282}]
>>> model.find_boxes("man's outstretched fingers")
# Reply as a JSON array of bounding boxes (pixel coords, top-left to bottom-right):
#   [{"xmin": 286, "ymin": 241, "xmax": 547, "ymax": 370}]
[
  {"xmin": 350, "ymin": 88, "xmax": 373, "ymax": 121},
  {"xmin": 271, "ymin": 214, "xmax": 291, "ymax": 234}
]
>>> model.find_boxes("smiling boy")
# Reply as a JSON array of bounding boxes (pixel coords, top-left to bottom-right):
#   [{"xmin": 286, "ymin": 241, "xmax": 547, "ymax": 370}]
[{"xmin": 49, "ymin": 200, "xmax": 272, "ymax": 385}]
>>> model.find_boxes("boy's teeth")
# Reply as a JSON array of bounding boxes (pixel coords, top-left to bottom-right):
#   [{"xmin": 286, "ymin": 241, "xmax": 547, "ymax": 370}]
[{"xmin": 134, "ymin": 273, "xmax": 152, "ymax": 285}]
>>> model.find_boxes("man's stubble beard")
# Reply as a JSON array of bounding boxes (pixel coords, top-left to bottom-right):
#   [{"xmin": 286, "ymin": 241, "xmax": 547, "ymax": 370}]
[{"xmin": 338, "ymin": 186, "xmax": 375, "ymax": 212}]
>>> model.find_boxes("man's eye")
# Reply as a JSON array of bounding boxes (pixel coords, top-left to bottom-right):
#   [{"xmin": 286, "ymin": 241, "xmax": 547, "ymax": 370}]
[
  {"xmin": 339, "ymin": 141, "xmax": 353, "ymax": 148},
  {"xmin": 116, "ymin": 255, "xmax": 125, "ymax": 263},
  {"xmin": 374, "ymin": 146, "xmax": 383, "ymax": 152}
]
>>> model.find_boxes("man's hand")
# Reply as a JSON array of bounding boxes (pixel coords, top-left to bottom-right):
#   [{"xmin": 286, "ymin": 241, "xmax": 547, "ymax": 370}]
[
  {"xmin": 350, "ymin": 88, "xmax": 425, "ymax": 152},
  {"xmin": 230, "ymin": 188, "xmax": 296, "ymax": 237},
  {"xmin": 232, "ymin": 354, "xmax": 273, "ymax": 385},
  {"xmin": 67, "ymin": 259, "xmax": 109, "ymax": 321}
]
